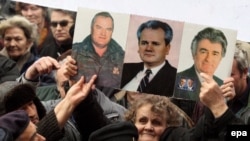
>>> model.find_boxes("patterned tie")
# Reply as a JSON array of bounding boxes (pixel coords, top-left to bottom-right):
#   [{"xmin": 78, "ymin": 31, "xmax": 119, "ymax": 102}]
[{"xmin": 137, "ymin": 69, "xmax": 152, "ymax": 92}]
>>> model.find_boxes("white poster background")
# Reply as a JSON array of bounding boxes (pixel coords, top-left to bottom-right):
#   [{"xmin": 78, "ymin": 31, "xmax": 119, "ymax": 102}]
[{"xmin": 14, "ymin": 0, "xmax": 250, "ymax": 42}]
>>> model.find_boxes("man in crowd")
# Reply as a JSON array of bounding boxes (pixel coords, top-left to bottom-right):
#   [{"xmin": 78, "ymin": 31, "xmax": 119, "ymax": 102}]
[
  {"xmin": 0, "ymin": 110, "xmax": 45, "ymax": 141},
  {"xmin": 39, "ymin": 8, "xmax": 76, "ymax": 59},
  {"xmin": 227, "ymin": 48, "xmax": 250, "ymax": 124}
]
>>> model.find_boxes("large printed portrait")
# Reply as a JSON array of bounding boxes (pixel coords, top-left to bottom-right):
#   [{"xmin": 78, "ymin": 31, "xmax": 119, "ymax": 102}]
[
  {"xmin": 173, "ymin": 22, "xmax": 237, "ymax": 101},
  {"xmin": 120, "ymin": 14, "xmax": 184, "ymax": 97},
  {"xmin": 71, "ymin": 7, "xmax": 130, "ymax": 89}
]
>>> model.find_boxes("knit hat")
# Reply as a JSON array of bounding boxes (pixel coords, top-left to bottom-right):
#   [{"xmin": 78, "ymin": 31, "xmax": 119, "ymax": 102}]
[
  {"xmin": 88, "ymin": 121, "xmax": 138, "ymax": 141},
  {"xmin": 0, "ymin": 81, "xmax": 19, "ymax": 115},
  {"xmin": 4, "ymin": 83, "xmax": 46, "ymax": 119},
  {"xmin": 0, "ymin": 110, "xmax": 30, "ymax": 140}
]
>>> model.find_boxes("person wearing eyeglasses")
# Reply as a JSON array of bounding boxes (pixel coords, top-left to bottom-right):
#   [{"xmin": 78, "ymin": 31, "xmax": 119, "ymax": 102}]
[
  {"xmin": 39, "ymin": 8, "xmax": 76, "ymax": 59},
  {"xmin": 72, "ymin": 11, "xmax": 124, "ymax": 89}
]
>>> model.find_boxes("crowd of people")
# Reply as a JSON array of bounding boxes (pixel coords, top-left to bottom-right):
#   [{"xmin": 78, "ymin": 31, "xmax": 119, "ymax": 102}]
[{"xmin": 0, "ymin": 1, "xmax": 250, "ymax": 141}]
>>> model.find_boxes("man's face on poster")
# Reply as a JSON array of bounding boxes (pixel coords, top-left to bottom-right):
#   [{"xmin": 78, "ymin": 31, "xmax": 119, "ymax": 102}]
[
  {"xmin": 138, "ymin": 28, "xmax": 170, "ymax": 68},
  {"xmin": 193, "ymin": 39, "xmax": 223, "ymax": 76},
  {"xmin": 91, "ymin": 16, "xmax": 113, "ymax": 48}
]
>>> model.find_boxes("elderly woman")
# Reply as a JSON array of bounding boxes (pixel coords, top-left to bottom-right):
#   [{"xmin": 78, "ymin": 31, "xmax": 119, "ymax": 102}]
[
  {"xmin": 124, "ymin": 94, "xmax": 185, "ymax": 141},
  {"xmin": 0, "ymin": 15, "xmax": 55, "ymax": 85},
  {"xmin": 88, "ymin": 73, "xmax": 244, "ymax": 141},
  {"xmin": 0, "ymin": 15, "xmax": 38, "ymax": 73}
]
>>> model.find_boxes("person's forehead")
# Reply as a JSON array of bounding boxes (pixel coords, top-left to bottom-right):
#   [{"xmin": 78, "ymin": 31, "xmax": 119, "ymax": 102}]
[
  {"xmin": 197, "ymin": 39, "xmax": 223, "ymax": 50},
  {"xmin": 4, "ymin": 27, "xmax": 26, "ymax": 35},
  {"xmin": 50, "ymin": 11, "xmax": 73, "ymax": 21},
  {"xmin": 94, "ymin": 16, "xmax": 113, "ymax": 25},
  {"xmin": 22, "ymin": 4, "xmax": 40, "ymax": 8},
  {"xmin": 140, "ymin": 28, "xmax": 165, "ymax": 40}
]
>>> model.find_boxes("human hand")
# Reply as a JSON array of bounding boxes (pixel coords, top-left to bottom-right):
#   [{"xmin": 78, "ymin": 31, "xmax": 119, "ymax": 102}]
[
  {"xmin": 54, "ymin": 75, "xmax": 97, "ymax": 129},
  {"xmin": 200, "ymin": 73, "xmax": 228, "ymax": 118},
  {"xmin": 25, "ymin": 57, "xmax": 60, "ymax": 80},
  {"xmin": 63, "ymin": 55, "xmax": 77, "ymax": 78},
  {"xmin": 65, "ymin": 75, "xmax": 97, "ymax": 108},
  {"xmin": 220, "ymin": 77, "xmax": 235, "ymax": 101}
]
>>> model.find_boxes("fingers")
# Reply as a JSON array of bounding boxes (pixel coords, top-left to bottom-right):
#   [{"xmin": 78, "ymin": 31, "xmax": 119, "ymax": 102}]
[
  {"xmin": 199, "ymin": 72, "xmax": 225, "ymax": 107},
  {"xmin": 88, "ymin": 75, "xmax": 97, "ymax": 85},
  {"xmin": 220, "ymin": 77, "xmax": 235, "ymax": 101},
  {"xmin": 74, "ymin": 75, "xmax": 97, "ymax": 90},
  {"xmin": 25, "ymin": 57, "xmax": 60, "ymax": 80},
  {"xmin": 65, "ymin": 56, "xmax": 77, "ymax": 76},
  {"xmin": 75, "ymin": 76, "xmax": 84, "ymax": 86},
  {"xmin": 200, "ymin": 73, "xmax": 212, "ymax": 83},
  {"xmin": 223, "ymin": 77, "xmax": 234, "ymax": 84}
]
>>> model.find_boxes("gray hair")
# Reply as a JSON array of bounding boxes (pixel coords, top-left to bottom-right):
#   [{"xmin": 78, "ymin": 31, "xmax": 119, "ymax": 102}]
[
  {"xmin": 234, "ymin": 47, "xmax": 249, "ymax": 76},
  {"xmin": 0, "ymin": 15, "xmax": 37, "ymax": 43},
  {"xmin": 91, "ymin": 11, "xmax": 114, "ymax": 31},
  {"xmin": 191, "ymin": 27, "xmax": 228, "ymax": 57}
]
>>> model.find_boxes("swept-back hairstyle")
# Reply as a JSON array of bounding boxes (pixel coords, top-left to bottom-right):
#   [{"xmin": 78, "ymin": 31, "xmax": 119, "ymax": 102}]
[
  {"xmin": 0, "ymin": 15, "xmax": 37, "ymax": 43},
  {"xmin": 137, "ymin": 20, "xmax": 173, "ymax": 45},
  {"xmin": 191, "ymin": 27, "xmax": 228, "ymax": 57},
  {"xmin": 91, "ymin": 11, "xmax": 114, "ymax": 31},
  {"xmin": 234, "ymin": 47, "xmax": 249, "ymax": 76}
]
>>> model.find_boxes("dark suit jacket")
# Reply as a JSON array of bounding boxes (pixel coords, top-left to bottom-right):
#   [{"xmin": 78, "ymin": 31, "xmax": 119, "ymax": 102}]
[
  {"xmin": 174, "ymin": 65, "xmax": 223, "ymax": 101},
  {"xmin": 121, "ymin": 60, "xmax": 177, "ymax": 97}
]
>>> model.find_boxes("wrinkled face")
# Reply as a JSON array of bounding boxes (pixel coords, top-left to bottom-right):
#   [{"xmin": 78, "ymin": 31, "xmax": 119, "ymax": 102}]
[
  {"xmin": 17, "ymin": 121, "xmax": 46, "ymax": 141},
  {"xmin": 3, "ymin": 27, "xmax": 31, "ymax": 60},
  {"xmin": 138, "ymin": 28, "xmax": 170, "ymax": 68},
  {"xmin": 20, "ymin": 4, "xmax": 44, "ymax": 25},
  {"xmin": 135, "ymin": 104, "xmax": 167, "ymax": 141},
  {"xmin": 91, "ymin": 16, "xmax": 113, "ymax": 48},
  {"xmin": 50, "ymin": 11, "xmax": 74, "ymax": 44},
  {"xmin": 18, "ymin": 101, "xmax": 40, "ymax": 124},
  {"xmin": 231, "ymin": 59, "xmax": 248, "ymax": 96},
  {"xmin": 193, "ymin": 39, "xmax": 223, "ymax": 76}
]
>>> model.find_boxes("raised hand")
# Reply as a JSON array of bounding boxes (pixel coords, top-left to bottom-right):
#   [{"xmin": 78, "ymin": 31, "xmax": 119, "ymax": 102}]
[
  {"xmin": 25, "ymin": 57, "xmax": 60, "ymax": 80},
  {"xmin": 200, "ymin": 73, "xmax": 228, "ymax": 118},
  {"xmin": 220, "ymin": 77, "xmax": 235, "ymax": 101}
]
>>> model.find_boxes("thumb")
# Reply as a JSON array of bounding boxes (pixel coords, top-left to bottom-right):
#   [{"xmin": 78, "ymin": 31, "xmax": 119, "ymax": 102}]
[{"xmin": 200, "ymin": 73, "xmax": 212, "ymax": 83}]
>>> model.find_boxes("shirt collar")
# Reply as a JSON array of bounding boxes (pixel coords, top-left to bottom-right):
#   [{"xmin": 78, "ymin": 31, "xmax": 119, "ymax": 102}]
[{"xmin": 143, "ymin": 61, "xmax": 166, "ymax": 76}]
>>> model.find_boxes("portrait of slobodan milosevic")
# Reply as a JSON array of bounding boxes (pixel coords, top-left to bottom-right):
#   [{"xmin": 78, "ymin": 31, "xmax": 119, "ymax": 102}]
[
  {"xmin": 121, "ymin": 14, "xmax": 184, "ymax": 97},
  {"xmin": 174, "ymin": 23, "xmax": 237, "ymax": 101}
]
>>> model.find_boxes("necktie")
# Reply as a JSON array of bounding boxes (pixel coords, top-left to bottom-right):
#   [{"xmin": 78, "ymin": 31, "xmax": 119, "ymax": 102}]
[{"xmin": 137, "ymin": 69, "xmax": 152, "ymax": 92}]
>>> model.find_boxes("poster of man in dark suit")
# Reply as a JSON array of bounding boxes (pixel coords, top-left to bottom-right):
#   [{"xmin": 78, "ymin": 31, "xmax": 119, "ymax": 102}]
[{"xmin": 120, "ymin": 15, "xmax": 184, "ymax": 97}]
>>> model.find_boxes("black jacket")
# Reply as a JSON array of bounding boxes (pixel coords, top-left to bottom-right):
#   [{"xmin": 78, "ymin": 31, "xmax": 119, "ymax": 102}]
[
  {"xmin": 121, "ymin": 60, "xmax": 177, "ymax": 97},
  {"xmin": 0, "ymin": 55, "xmax": 19, "ymax": 83},
  {"xmin": 160, "ymin": 108, "xmax": 244, "ymax": 141}
]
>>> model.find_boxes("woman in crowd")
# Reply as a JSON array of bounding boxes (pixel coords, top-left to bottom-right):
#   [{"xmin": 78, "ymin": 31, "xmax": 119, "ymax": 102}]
[
  {"xmin": 89, "ymin": 73, "xmax": 244, "ymax": 141},
  {"xmin": 0, "ymin": 15, "xmax": 37, "ymax": 73},
  {"xmin": 16, "ymin": 2, "xmax": 54, "ymax": 55},
  {"xmin": 0, "ymin": 15, "xmax": 55, "ymax": 85}
]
